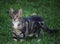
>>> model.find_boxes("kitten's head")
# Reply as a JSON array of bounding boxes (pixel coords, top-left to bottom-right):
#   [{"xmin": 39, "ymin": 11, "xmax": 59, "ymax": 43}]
[{"xmin": 9, "ymin": 8, "xmax": 22, "ymax": 21}]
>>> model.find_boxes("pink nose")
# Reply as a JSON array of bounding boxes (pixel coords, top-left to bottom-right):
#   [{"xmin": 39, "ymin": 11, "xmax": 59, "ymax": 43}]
[{"xmin": 14, "ymin": 19, "xmax": 15, "ymax": 21}]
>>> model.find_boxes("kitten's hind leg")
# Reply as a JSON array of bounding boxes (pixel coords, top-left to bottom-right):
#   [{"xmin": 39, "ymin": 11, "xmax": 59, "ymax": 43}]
[{"xmin": 35, "ymin": 29, "xmax": 41, "ymax": 42}]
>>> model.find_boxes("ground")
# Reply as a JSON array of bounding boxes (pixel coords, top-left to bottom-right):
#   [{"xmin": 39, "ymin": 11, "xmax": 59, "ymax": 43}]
[{"xmin": 0, "ymin": 0, "xmax": 60, "ymax": 44}]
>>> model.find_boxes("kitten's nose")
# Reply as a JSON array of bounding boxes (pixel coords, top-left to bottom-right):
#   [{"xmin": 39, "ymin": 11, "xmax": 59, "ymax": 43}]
[
  {"xmin": 14, "ymin": 19, "xmax": 15, "ymax": 21},
  {"xmin": 14, "ymin": 17, "xmax": 16, "ymax": 21}
]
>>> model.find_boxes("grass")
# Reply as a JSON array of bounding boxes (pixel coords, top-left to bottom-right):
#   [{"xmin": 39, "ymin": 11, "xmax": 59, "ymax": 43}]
[{"xmin": 0, "ymin": 0, "xmax": 60, "ymax": 44}]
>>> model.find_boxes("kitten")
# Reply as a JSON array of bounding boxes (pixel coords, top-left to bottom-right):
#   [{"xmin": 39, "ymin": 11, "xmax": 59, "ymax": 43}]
[
  {"xmin": 9, "ymin": 8, "xmax": 25, "ymax": 41},
  {"xmin": 9, "ymin": 8, "xmax": 58, "ymax": 41}
]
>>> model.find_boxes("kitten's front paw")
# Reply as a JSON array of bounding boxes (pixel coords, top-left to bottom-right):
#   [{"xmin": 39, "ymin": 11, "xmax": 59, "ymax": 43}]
[
  {"xmin": 13, "ymin": 39, "xmax": 17, "ymax": 41},
  {"xmin": 20, "ymin": 39, "xmax": 25, "ymax": 42}
]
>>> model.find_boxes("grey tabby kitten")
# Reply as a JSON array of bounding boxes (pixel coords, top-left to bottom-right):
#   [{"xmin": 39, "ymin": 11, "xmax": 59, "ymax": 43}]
[{"xmin": 9, "ymin": 8, "xmax": 58, "ymax": 41}]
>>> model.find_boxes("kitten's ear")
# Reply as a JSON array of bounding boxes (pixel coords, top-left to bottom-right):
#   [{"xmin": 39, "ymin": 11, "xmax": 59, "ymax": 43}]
[
  {"xmin": 9, "ymin": 8, "xmax": 14, "ymax": 15},
  {"xmin": 18, "ymin": 9, "xmax": 22, "ymax": 16}
]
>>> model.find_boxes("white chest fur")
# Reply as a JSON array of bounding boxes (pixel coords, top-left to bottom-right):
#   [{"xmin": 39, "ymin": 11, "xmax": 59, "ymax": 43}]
[{"xmin": 12, "ymin": 21, "xmax": 19, "ymax": 29}]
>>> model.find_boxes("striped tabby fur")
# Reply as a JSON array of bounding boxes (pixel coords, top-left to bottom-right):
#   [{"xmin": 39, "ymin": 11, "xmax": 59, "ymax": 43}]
[{"xmin": 9, "ymin": 8, "xmax": 58, "ymax": 41}]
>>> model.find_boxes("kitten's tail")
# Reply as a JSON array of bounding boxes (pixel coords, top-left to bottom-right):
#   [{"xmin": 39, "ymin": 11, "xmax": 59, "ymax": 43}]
[{"xmin": 41, "ymin": 25, "xmax": 59, "ymax": 34}]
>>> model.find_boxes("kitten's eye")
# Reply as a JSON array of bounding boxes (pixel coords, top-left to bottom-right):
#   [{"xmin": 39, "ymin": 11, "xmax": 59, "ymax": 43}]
[
  {"xmin": 17, "ymin": 16, "xmax": 18, "ymax": 17},
  {"xmin": 12, "ymin": 16, "xmax": 14, "ymax": 19}
]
